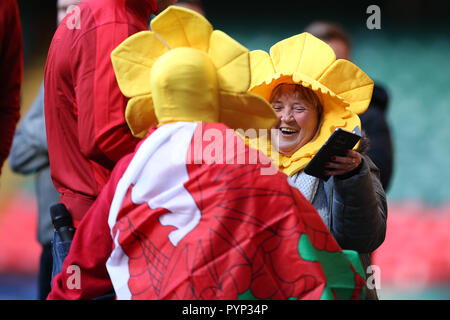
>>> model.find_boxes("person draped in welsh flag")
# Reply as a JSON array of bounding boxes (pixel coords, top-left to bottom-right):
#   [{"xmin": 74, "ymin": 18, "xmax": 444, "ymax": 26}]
[{"xmin": 48, "ymin": 6, "xmax": 367, "ymax": 300}]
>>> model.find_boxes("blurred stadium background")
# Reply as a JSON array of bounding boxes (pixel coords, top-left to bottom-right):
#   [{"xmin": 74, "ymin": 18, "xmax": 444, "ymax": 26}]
[{"xmin": 0, "ymin": 0, "xmax": 449, "ymax": 299}]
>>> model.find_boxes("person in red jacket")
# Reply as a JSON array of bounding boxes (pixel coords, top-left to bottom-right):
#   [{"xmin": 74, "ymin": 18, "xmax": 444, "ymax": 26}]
[
  {"xmin": 44, "ymin": 0, "xmax": 176, "ymax": 227},
  {"xmin": 0, "ymin": 0, "xmax": 23, "ymax": 175}
]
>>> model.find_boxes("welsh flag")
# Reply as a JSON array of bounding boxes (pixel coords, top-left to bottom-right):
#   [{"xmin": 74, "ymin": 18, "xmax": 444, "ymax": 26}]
[
  {"xmin": 105, "ymin": 122, "xmax": 366, "ymax": 300},
  {"xmin": 49, "ymin": 122, "xmax": 366, "ymax": 300}
]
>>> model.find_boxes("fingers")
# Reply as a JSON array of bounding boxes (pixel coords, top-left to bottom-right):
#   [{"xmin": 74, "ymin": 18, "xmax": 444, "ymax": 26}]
[{"xmin": 323, "ymin": 150, "xmax": 361, "ymax": 176}]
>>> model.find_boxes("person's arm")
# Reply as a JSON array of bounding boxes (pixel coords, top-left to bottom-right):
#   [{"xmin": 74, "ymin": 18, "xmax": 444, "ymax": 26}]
[
  {"xmin": 47, "ymin": 196, "xmax": 113, "ymax": 299},
  {"xmin": 48, "ymin": 152, "xmax": 134, "ymax": 300},
  {"xmin": 9, "ymin": 84, "xmax": 49, "ymax": 174},
  {"xmin": 0, "ymin": 0, "xmax": 23, "ymax": 174},
  {"xmin": 328, "ymin": 155, "xmax": 387, "ymax": 253},
  {"xmin": 47, "ymin": 175, "xmax": 116, "ymax": 299},
  {"xmin": 72, "ymin": 24, "xmax": 139, "ymax": 171}
]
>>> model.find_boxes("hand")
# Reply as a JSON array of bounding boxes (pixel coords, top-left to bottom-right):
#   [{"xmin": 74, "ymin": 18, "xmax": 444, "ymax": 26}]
[{"xmin": 323, "ymin": 150, "xmax": 362, "ymax": 177}]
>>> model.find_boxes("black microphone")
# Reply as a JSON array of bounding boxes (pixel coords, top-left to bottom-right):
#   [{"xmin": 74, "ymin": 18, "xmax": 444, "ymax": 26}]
[{"xmin": 50, "ymin": 203, "xmax": 75, "ymax": 242}]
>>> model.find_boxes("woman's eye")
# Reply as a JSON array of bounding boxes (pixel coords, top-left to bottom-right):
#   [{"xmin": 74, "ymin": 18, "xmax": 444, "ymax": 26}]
[
  {"xmin": 272, "ymin": 105, "xmax": 282, "ymax": 111},
  {"xmin": 294, "ymin": 107, "xmax": 305, "ymax": 112}
]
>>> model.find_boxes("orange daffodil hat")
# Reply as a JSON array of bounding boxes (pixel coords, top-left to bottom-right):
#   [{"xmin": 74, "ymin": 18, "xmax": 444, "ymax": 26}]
[
  {"xmin": 110, "ymin": 6, "xmax": 277, "ymax": 139},
  {"xmin": 249, "ymin": 33, "xmax": 374, "ymax": 176}
]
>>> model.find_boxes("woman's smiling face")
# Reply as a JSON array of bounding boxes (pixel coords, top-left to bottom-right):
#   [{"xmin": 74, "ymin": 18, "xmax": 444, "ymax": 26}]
[{"xmin": 270, "ymin": 84, "xmax": 321, "ymax": 155}]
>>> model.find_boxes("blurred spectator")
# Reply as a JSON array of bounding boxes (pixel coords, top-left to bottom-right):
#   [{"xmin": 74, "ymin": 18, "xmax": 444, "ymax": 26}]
[
  {"xmin": 8, "ymin": 0, "xmax": 81, "ymax": 300},
  {"xmin": 0, "ymin": 0, "xmax": 23, "ymax": 176},
  {"xmin": 44, "ymin": 0, "xmax": 176, "ymax": 228},
  {"xmin": 175, "ymin": 0, "xmax": 204, "ymax": 15},
  {"xmin": 305, "ymin": 21, "xmax": 394, "ymax": 191},
  {"xmin": 9, "ymin": 84, "xmax": 59, "ymax": 300}
]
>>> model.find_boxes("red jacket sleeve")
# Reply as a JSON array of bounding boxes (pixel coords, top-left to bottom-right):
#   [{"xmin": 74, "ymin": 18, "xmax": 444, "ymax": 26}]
[
  {"xmin": 0, "ymin": 0, "xmax": 22, "ymax": 174},
  {"xmin": 72, "ymin": 23, "xmax": 139, "ymax": 170}
]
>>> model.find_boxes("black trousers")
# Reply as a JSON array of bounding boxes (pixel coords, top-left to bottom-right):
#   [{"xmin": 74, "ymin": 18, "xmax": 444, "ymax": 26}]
[{"xmin": 38, "ymin": 243, "xmax": 53, "ymax": 300}]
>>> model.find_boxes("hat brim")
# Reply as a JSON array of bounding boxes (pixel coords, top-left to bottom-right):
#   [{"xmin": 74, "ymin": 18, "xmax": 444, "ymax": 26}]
[{"xmin": 250, "ymin": 73, "xmax": 348, "ymax": 110}]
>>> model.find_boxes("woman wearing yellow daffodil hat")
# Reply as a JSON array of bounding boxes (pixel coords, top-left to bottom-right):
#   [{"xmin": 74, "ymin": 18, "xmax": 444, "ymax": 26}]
[{"xmin": 249, "ymin": 33, "xmax": 387, "ymax": 299}]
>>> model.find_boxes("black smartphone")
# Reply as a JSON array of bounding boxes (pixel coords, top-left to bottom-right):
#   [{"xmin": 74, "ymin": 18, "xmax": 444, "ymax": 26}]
[{"xmin": 304, "ymin": 128, "xmax": 361, "ymax": 181}]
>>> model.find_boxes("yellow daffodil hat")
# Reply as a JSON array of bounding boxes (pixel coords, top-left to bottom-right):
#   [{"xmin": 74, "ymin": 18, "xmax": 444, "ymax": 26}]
[
  {"xmin": 110, "ymin": 6, "xmax": 277, "ymax": 139},
  {"xmin": 249, "ymin": 32, "xmax": 374, "ymax": 176}
]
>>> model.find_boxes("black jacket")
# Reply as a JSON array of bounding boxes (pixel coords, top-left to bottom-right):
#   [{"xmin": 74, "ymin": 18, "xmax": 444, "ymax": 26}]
[{"xmin": 359, "ymin": 84, "xmax": 394, "ymax": 191}]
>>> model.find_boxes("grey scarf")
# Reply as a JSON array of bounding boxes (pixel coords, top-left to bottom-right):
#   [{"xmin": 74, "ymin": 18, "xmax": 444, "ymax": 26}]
[{"xmin": 290, "ymin": 171, "xmax": 319, "ymax": 203}]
